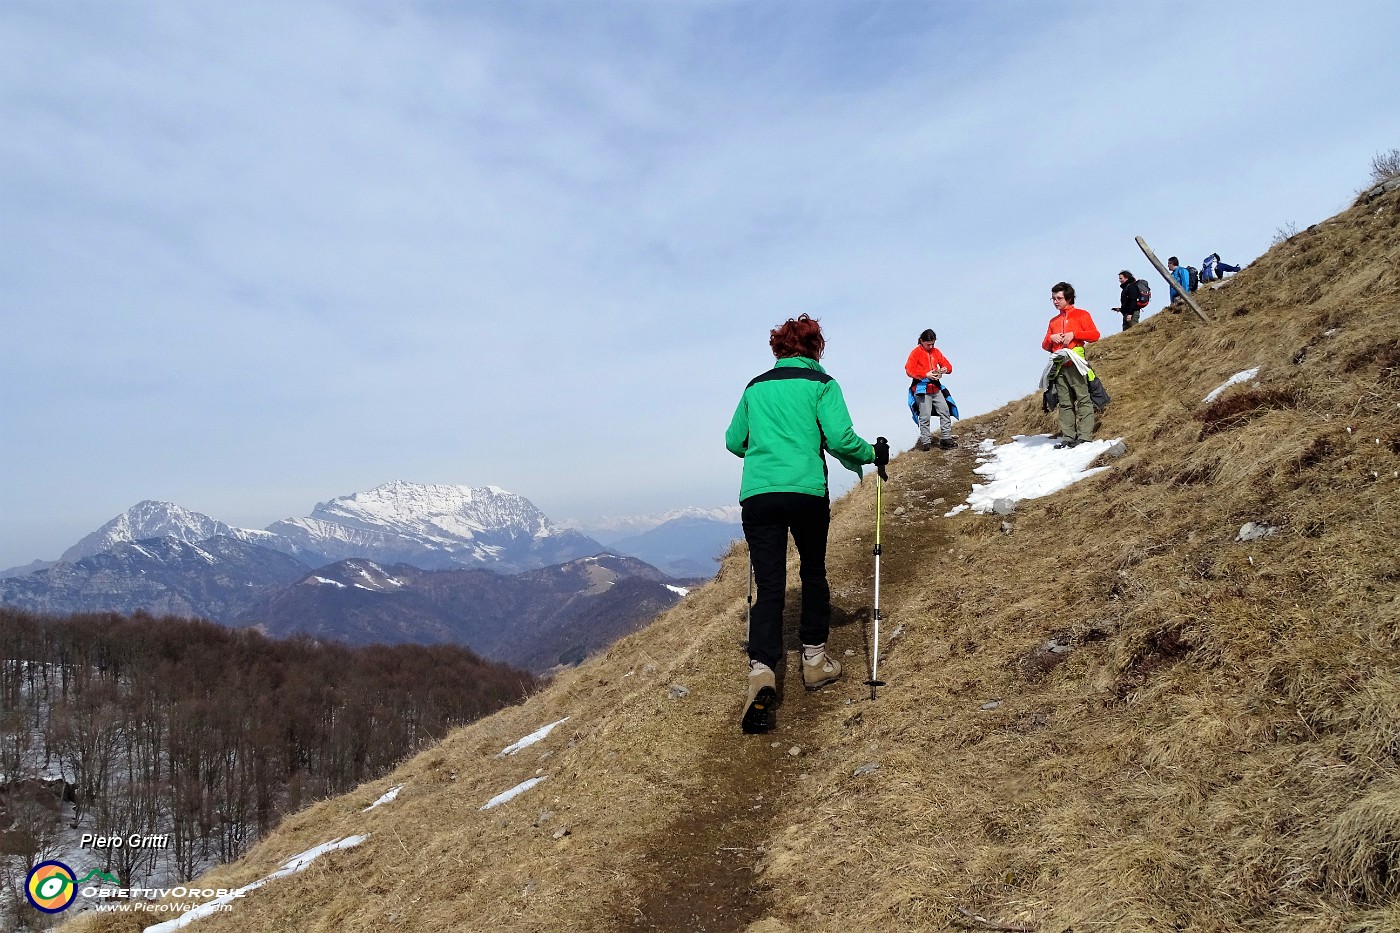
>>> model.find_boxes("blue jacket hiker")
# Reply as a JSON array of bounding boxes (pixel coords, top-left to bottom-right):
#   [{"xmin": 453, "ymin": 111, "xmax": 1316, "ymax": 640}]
[{"xmin": 1168, "ymin": 256, "xmax": 1190, "ymax": 300}]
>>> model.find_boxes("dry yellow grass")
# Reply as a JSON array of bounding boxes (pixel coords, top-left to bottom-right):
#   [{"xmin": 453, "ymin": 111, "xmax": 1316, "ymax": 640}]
[{"xmin": 66, "ymin": 188, "xmax": 1399, "ymax": 933}]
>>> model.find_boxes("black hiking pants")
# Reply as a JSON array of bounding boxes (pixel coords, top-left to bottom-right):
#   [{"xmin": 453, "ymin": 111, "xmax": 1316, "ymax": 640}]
[{"xmin": 742, "ymin": 492, "xmax": 831, "ymax": 671}]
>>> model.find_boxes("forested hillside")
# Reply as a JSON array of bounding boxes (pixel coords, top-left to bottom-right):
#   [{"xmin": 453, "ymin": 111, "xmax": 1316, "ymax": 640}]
[{"xmin": 1, "ymin": 609, "xmax": 535, "ymax": 929}]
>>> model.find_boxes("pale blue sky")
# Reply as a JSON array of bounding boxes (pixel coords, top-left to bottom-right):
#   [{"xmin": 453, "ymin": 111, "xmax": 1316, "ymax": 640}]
[{"xmin": 3, "ymin": 0, "xmax": 1398, "ymax": 566}]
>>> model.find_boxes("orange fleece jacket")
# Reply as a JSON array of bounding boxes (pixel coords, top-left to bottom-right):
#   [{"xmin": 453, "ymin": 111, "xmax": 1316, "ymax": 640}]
[
  {"xmin": 1042, "ymin": 306, "xmax": 1101, "ymax": 352},
  {"xmin": 904, "ymin": 346, "xmax": 953, "ymax": 382}
]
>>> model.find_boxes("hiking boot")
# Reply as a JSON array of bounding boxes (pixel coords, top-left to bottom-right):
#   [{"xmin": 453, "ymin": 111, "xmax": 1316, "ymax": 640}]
[
  {"xmin": 916, "ymin": 439, "xmax": 933, "ymax": 451},
  {"xmin": 1053, "ymin": 439, "xmax": 1080, "ymax": 449},
  {"xmin": 741, "ymin": 664, "xmax": 777, "ymax": 734},
  {"xmin": 801, "ymin": 647, "xmax": 842, "ymax": 691},
  {"xmin": 938, "ymin": 438, "xmax": 957, "ymax": 449}
]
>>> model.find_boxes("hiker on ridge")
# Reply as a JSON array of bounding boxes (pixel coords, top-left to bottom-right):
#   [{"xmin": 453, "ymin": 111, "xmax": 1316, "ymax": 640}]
[
  {"xmin": 725, "ymin": 314, "xmax": 889, "ymax": 735},
  {"xmin": 1201, "ymin": 253, "xmax": 1219, "ymax": 283},
  {"xmin": 1112, "ymin": 270, "xmax": 1145, "ymax": 331},
  {"xmin": 1203, "ymin": 252, "xmax": 1242, "ymax": 280},
  {"xmin": 904, "ymin": 328, "xmax": 956, "ymax": 450},
  {"xmin": 1167, "ymin": 256, "xmax": 1191, "ymax": 301},
  {"xmin": 1042, "ymin": 282, "xmax": 1101, "ymax": 449}
]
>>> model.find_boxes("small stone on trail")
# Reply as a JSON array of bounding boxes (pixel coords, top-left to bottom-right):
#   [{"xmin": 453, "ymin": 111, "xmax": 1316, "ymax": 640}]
[
  {"xmin": 788, "ymin": 746, "xmax": 802, "ymax": 757},
  {"xmin": 931, "ymin": 497, "xmax": 946, "ymax": 506},
  {"xmin": 552, "ymin": 827, "xmax": 571, "ymax": 839},
  {"xmin": 980, "ymin": 700, "xmax": 1002, "ymax": 710},
  {"xmin": 852, "ymin": 762, "xmax": 880, "ymax": 777},
  {"xmin": 992, "ymin": 498, "xmax": 1015, "ymax": 515},
  {"xmin": 1000, "ymin": 521, "xmax": 1013, "ymax": 534},
  {"xmin": 894, "ymin": 506, "xmax": 906, "ymax": 516},
  {"xmin": 668, "ymin": 684, "xmax": 690, "ymax": 698},
  {"xmin": 844, "ymin": 648, "xmax": 855, "ymax": 656},
  {"xmin": 1107, "ymin": 440, "xmax": 1128, "ymax": 457}
]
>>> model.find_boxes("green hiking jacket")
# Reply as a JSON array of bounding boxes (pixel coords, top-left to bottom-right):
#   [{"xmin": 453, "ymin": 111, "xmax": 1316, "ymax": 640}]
[{"xmin": 725, "ymin": 357, "xmax": 875, "ymax": 501}]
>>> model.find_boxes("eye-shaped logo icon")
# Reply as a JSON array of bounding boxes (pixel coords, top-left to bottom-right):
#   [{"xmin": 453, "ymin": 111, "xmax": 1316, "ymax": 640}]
[{"xmin": 27, "ymin": 860, "xmax": 78, "ymax": 913}]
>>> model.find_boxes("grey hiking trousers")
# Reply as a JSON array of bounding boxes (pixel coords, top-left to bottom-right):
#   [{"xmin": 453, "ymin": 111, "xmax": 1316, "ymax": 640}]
[{"xmin": 917, "ymin": 391, "xmax": 953, "ymax": 443}]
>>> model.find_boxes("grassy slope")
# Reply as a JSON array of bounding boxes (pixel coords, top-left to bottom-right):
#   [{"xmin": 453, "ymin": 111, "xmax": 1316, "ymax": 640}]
[{"xmin": 69, "ymin": 187, "xmax": 1399, "ymax": 933}]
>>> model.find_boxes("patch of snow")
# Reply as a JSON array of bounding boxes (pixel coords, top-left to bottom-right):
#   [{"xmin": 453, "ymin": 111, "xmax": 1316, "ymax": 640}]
[
  {"xmin": 142, "ymin": 835, "xmax": 368, "ymax": 932},
  {"xmin": 480, "ymin": 776, "xmax": 547, "ymax": 811},
  {"xmin": 311, "ymin": 576, "xmax": 346, "ymax": 587},
  {"xmin": 362, "ymin": 784, "xmax": 404, "ymax": 811},
  {"xmin": 1204, "ymin": 367, "xmax": 1261, "ymax": 404},
  {"xmin": 1236, "ymin": 522, "xmax": 1279, "ymax": 542},
  {"xmin": 946, "ymin": 434, "xmax": 1119, "ymax": 516},
  {"xmin": 496, "ymin": 718, "xmax": 569, "ymax": 757},
  {"xmin": 665, "ymin": 585, "xmax": 689, "ymax": 596}
]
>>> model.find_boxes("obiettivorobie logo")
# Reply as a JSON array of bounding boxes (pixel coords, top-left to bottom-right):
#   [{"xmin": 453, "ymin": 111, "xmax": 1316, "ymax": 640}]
[
  {"xmin": 26, "ymin": 861, "xmax": 121, "ymax": 913},
  {"xmin": 24, "ymin": 860, "xmax": 243, "ymax": 917}
]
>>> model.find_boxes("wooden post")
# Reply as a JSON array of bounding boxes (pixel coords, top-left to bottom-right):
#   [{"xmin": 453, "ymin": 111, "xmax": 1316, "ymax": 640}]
[{"xmin": 1136, "ymin": 235, "xmax": 1212, "ymax": 324}]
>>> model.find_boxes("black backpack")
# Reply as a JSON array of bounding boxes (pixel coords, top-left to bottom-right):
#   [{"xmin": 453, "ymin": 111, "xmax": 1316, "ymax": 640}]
[
  {"xmin": 1187, "ymin": 266, "xmax": 1200, "ymax": 292},
  {"xmin": 1135, "ymin": 278, "xmax": 1151, "ymax": 307}
]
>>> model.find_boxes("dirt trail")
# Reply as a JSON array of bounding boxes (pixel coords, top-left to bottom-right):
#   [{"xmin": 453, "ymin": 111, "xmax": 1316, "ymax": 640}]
[{"xmin": 624, "ymin": 437, "xmax": 982, "ymax": 931}]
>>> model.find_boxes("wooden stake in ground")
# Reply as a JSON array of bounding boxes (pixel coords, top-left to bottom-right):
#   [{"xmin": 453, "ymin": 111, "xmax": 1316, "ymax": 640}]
[{"xmin": 1136, "ymin": 235, "xmax": 1212, "ymax": 324}]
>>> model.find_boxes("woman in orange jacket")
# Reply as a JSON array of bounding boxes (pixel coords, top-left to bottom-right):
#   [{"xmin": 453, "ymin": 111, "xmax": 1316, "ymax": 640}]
[
  {"xmin": 904, "ymin": 329, "xmax": 956, "ymax": 450},
  {"xmin": 1042, "ymin": 282, "xmax": 1101, "ymax": 448}
]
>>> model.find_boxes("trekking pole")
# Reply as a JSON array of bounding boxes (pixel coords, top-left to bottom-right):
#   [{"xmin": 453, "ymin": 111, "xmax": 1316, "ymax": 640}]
[
  {"xmin": 747, "ymin": 557, "xmax": 754, "ymax": 632},
  {"xmin": 865, "ymin": 441, "xmax": 888, "ymax": 700}
]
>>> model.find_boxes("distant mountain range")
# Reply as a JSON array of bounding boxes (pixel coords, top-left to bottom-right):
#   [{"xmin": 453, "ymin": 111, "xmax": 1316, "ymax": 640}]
[
  {"xmin": 4, "ymin": 488, "xmax": 742, "ymax": 582},
  {"xmin": 565, "ymin": 507, "xmax": 743, "ymax": 578},
  {"xmin": 3, "ymin": 482, "xmax": 604, "ymax": 580},
  {"xmin": 565, "ymin": 506, "xmax": 742, "ymax": 541},
  {"xmin": 0, "ymin": 535, "xmax": 310, "ymax": 620},
  {"xmin": 602, "ymin": 515, "xmax": 744, "ymax": 578},
  {"xmin": 0, "ymin": 482, "xmax": 726, "ymax": 671},
  {"xmin": 238, "ymin": 554, "xmax": 684, "ymax": 672}
]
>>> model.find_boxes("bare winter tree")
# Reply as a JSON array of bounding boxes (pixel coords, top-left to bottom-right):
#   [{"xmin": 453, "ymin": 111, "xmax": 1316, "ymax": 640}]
[
  {"xmin": 0, "ymin": 708, "xmax": 29, "ymax": 787},
  {"xmin": 1370, "ymin": 148, "xmax": 1400, "ymax": 184},
  {"xmin": 46, "ymin": 682, "xmax": 123, "ymax": 825},
  {"xmin": 0, "ymin": 782, "xmax": 65, "ymax": 931}
]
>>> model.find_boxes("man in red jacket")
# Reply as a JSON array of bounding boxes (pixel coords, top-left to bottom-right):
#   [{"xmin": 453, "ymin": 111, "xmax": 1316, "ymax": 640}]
[
  {"xmin": 904, "ymin": 328, "xmax": 956, "ymax": 450},
  {"xmin": 1042, "ymin": 282, "xmax": 1101, "ymax": 448}
]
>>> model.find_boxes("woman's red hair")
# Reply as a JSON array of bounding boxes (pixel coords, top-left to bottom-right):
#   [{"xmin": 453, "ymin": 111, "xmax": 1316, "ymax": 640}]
[{"xmin": 769, "ymin": 313, "xmax": 825, "ymax": 360}]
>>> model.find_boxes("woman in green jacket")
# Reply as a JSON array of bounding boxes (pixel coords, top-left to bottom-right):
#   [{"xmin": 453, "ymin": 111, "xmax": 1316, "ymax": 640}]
[{"xmin": 725, "ymin": 314, "xmax": 887, "ymax": 734}]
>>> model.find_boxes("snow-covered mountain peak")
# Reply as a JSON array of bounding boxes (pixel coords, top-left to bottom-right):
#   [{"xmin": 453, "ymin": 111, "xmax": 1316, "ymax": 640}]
[
  {"xmin": 61, "ymin": 501, "xmax": 232, "ymax": 563},
  {"xmin": 260, "ymin": 482, "xmax": 601, "ymax": 572},
  {"xmin": 302, "ymin": 481, "xmax": 554, "ymax": 541}
]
